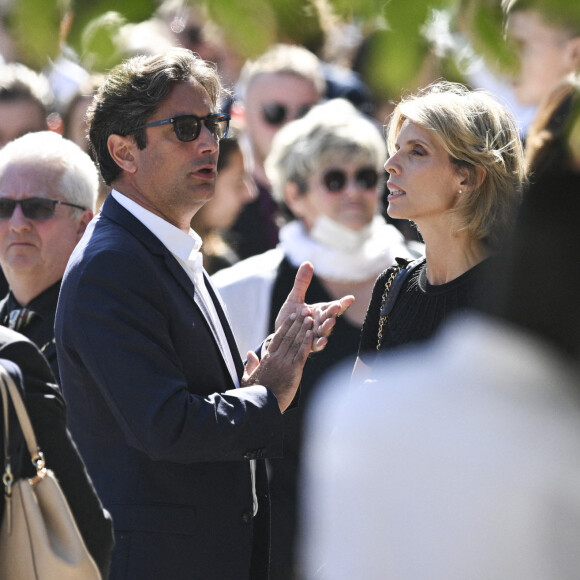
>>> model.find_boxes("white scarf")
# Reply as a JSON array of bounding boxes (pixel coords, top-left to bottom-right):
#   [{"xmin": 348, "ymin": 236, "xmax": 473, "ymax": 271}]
[{"xmin": 279, "ymin": 215, "xmax": 409, "ymax": 283}]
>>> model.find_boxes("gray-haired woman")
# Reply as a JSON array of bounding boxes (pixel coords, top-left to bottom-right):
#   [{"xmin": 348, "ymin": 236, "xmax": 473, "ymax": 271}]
[{"xmin": 213, "ymin": 97, "xmax": 421, "ymax": 579}]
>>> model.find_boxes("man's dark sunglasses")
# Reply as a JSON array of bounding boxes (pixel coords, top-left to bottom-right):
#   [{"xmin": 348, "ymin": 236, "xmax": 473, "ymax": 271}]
[
  {"xmin": 322, "ymin": 168, "xmax": 380, "ymax": 193},
  {"xmin": 131, "ymin": 113, "xmax": 230, "ymax": 142},
  {"xmin": 262, "ymin": 103, "xmax": 312, "ymax": 126},
  {"xmin": 0, "ymin": 197, "xmax": 87, "ymax": 221}
]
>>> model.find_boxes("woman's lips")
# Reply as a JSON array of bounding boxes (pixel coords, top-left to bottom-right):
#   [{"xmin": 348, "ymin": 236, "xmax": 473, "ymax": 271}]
[{"xmin": 387, "ymin": 183, "xmax": 406, "ymax": 200}]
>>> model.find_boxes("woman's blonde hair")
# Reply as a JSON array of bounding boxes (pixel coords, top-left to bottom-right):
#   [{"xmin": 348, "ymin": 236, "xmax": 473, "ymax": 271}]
[{"xmin": 387, "ymin": 81, "xmax": 526, "ymax": 247}]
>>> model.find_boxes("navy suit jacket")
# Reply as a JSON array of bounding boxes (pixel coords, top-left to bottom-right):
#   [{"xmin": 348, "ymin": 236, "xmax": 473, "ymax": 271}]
[{"xmin": 55, "ymin": 195, "xmax": 284, "ymax": 580}]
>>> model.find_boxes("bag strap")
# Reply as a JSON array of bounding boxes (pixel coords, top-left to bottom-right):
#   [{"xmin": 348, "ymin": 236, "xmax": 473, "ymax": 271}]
[
  {"xmin": 1, "ymin": 375, "xmax": 11, "ymax": 495},
  {"xmin": 0, "ymin": 365, "xmax": 45, "ymax": 498},
  {"xmin": 376, "ymin": 258, "xmax": 424, "ymax": 350}
]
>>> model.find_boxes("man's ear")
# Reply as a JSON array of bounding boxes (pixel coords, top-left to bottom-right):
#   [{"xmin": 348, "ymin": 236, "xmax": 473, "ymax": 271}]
[
  {"xmin": 107, "ymin": 134, "xmax": 138, "ymax": 174},
  {"xmin": 76, "ymin": 210, "xmax": 94, "ymax": 241}
]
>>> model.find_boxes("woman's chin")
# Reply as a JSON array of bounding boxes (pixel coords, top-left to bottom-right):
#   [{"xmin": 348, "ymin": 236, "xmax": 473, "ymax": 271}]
[{"xmin": 386, "ymin": 205, "xmax": 407, "ymax": 221}]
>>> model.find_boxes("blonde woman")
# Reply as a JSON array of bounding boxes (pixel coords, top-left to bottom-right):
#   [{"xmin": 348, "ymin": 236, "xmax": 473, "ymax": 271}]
[{"xmin": 354, "ymin": 81, "xmax": 526, "ymax": 379}]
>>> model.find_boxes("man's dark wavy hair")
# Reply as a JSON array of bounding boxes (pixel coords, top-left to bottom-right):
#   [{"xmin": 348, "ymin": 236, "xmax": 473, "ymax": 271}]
[{"xmin": 87, "ymin": 48, "xmax": 223, "ymax": 185}]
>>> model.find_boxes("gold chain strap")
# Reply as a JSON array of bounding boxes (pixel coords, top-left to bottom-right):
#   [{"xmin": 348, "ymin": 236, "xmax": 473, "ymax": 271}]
[{"xmin": 376, "ymin": 266, "xmax": 402, "ymax": 351}]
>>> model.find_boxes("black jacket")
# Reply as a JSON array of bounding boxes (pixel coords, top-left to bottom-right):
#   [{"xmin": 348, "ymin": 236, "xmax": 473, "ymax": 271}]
[
  {"xmin": 0, "ymin": 281, "xmax": 61, "ymax": 383},
  {"xmin": 0, "ymin": 327, "xmax": 114, "ymax": 578}
]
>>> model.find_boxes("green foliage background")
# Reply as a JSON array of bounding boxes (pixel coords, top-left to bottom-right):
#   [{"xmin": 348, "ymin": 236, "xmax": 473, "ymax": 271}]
[{"xmin": 5, "ymin": 0, "xmax": 576, "ymax": 101}]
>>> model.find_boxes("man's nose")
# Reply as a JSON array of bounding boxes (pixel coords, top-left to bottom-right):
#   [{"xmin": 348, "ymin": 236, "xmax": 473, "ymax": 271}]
[
  {"xmin": 8, "ymin": 204, "xmax": 33, "ymax": 231},
  {"xmin": 197, "ymin": 123, "xmax": 219, "ymax": 154}
]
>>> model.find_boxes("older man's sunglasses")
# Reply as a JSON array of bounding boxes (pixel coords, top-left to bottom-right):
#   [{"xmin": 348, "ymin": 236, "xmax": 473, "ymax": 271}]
[
  {"xmin": 261, "ymin": 103, "xmax": 312, "ymax": 126},
  {"xmin": 131, "ymin": 113, "xmax": 230, "ymax": 142},
  {"xmin": 0, "ymin": 197, "xmax": 87, "ymax": 221}
]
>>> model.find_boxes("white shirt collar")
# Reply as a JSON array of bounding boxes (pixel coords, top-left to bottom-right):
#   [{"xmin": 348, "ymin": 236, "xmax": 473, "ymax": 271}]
[{"xmin": 111, "ymin": 189, "xmax": 202, "ymax": 264}]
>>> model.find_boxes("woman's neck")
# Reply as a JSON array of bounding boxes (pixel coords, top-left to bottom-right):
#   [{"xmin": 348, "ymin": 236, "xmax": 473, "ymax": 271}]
[{"xmin": 419, "ymin": 223, "xmax": 488, "ymax": 285}]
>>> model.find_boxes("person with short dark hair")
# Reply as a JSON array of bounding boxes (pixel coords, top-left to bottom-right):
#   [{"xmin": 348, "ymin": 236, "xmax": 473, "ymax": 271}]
[
  {"xmin": 0, "ymin": 62, "xmax": 52, "ymax": 149},
  {"xmin": 55, "ymin": 47, "xmax": 352, "ymax": 580}
]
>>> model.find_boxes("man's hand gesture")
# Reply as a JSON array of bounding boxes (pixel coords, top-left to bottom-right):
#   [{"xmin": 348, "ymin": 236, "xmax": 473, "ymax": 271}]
[{"xmin": 275, "ymin": 262, "xmax": 354, "ymax": 352}]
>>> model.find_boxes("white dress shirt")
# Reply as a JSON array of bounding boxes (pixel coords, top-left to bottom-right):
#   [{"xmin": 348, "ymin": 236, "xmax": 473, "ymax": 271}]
[
  {"xmin": 111, "ymin": 190, "xmax": 260, "ymax": 514},
  {"xmin": 111, "ymin": 190, "xmax": 240, "ymax": 387}
]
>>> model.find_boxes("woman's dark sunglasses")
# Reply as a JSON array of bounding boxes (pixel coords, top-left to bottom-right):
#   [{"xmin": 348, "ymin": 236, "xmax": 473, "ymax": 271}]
[
  {"xmin": 131, "ymin": 113, "xmax": 230, "ymax": 142},
  {"xmin": 262, "ymin": 103, "xmax": 312, "ymax": 126},
  {"xmin": 0, "ymin": 197, "xmax": 87, "ymax": 221},
  {"xmin": 322, "ymin": 168, "xmax": 380, "ymax": 193}
]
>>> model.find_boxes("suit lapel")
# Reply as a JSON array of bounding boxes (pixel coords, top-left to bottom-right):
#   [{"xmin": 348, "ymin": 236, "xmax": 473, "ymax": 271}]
[
  {"xmin": 102, "ymin": 195, "xmax": 197, "ymax": 298},
  {"xmin": 203, "ymin": 276, "xmax": 244, "ymax": 380},
  {"xmin": 101, "ymin": 195, "xmax": 244, "ymax": 383}
]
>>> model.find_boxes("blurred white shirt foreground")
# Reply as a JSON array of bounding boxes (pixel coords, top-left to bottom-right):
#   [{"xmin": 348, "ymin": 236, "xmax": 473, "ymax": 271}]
[{"xmin": 301, "ymin": 313, "xmax": 580, "ymax": 580}]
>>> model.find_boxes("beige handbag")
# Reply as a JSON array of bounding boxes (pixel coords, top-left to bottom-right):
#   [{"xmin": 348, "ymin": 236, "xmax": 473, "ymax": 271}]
[{"xmin": 0, "ymin": 364, "xmax": 101, "ymax": 579}]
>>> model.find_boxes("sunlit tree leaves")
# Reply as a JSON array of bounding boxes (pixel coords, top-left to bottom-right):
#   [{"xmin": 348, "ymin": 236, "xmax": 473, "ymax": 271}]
[
  {"xmin": 66, "ymin": 0, "xmax": 157, "ymax": 53},
  {"xmin": 5, "ymin": 0, "xmax": 562, "ymax": 96},
  {"xmin": 7, "ymin": 0, "xmax": 64, "ymax": 69},
  {"xmin": 205, "ymin": 0, "xmax": 278, "ymax": 59}
]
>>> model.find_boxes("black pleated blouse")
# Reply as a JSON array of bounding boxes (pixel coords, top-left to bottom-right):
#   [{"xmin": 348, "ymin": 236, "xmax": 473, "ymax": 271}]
[{"xmin": 358, "ymin": 258, "xmax": 491, "ymax": 360}]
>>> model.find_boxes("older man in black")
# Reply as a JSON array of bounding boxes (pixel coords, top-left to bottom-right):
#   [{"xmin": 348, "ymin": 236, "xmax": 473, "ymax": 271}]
[{"xmin": 0, "ymin": 131, "xmax": 96, "ymax": 382}]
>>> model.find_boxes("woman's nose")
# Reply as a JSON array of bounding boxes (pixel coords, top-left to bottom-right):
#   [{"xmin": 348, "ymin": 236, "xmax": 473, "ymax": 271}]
[{"xmin": 384, "ymin": 154, "xmax": 400, "ymax": 175}]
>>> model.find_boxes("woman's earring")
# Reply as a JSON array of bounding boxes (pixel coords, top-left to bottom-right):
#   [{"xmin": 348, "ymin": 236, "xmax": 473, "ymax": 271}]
[{"xmin": 458, "ymin": 189, "xmax": 463, "ymax": 194}]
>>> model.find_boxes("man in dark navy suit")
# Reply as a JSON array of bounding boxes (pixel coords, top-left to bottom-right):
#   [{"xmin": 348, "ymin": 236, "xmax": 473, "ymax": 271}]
[{"xmin": 54, "ymin": 48, "xmax": 352, "ymax": 580}]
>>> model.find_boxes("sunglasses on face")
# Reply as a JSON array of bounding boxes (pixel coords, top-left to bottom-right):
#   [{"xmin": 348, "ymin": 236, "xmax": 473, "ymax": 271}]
[
  {"xmin": 261, "ymin": 103, "xmax": 312, "ymax": 126},
  {"xmin": 0, "ymin": 197, "xmax": 87, "ymax": 221},
  {"xmin": 132, "ymin": 113, "xmax": 230, "ymax": 142},
  {"xmin": 322, "ymin": 168, "xmax": 380, "ymax": 193}
]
